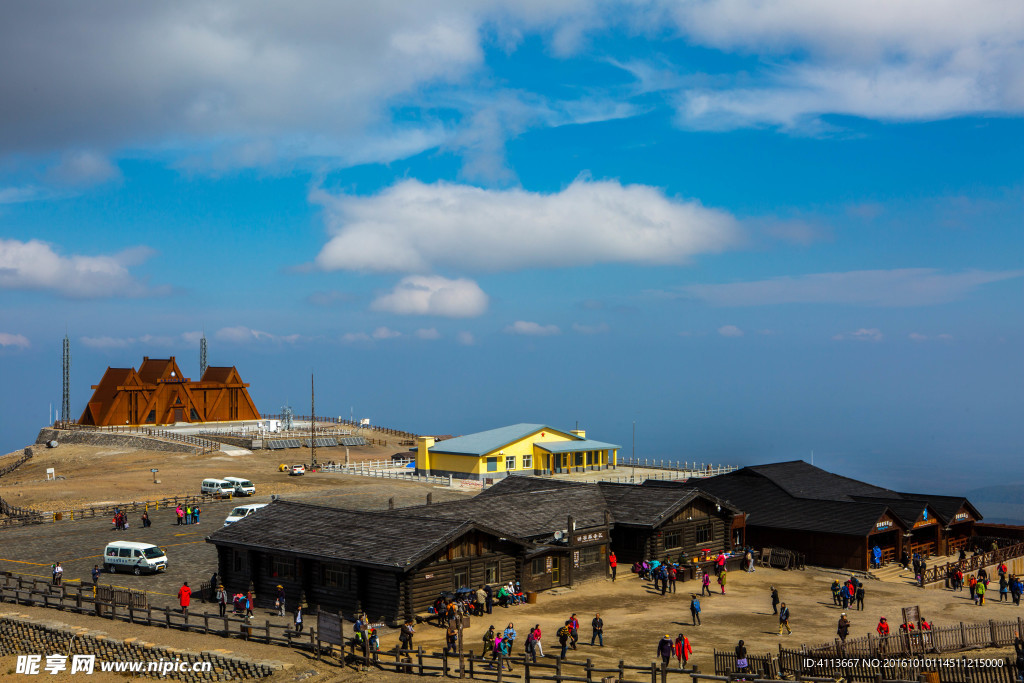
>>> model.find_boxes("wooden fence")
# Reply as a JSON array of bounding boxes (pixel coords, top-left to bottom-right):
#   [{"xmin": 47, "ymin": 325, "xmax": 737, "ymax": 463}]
[
  {"xmin": 0, "ymin": 492, "xmax": 222, "ymax": 528},
  {"xmin": 55, "ymin": 422, "xmax": 218, "ymax": 453},
  {"xmin": 346, "ymin": 642, "xmax": 700, "ymax": 683},
  {"xmin": 617, "ymin": 460, "xmax": 737, "ymax": 477},
  {"xmin": 0, "ymin": 450, "xmax": 32, "ymax": 479},
  {"xmin": 922, "ymin": 543, "xmax": 1024, "ymax": 586}
]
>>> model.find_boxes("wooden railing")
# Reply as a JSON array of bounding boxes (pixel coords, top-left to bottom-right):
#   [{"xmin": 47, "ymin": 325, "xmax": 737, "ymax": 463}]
[
  {"xmin": 0, "ymin": 451, "xmax": 32, "ymax": 479},
  {"xmin": 53, "ymin": 422, "xmax": 218, "ymax": 453},
  {"xmin": 922, "ymin": 542, "xmax": 1024, "ymax": 585},
  {"xmin": 346, "ymin": 643, "xmax": 699, "ymax": 683},
  {"xmin": 0, "ymin": 492, "xmax": 222, "ymax": 528},
  {"xmin": 617, "ymin": 460, "xmax": 738, "ymax": 478}
]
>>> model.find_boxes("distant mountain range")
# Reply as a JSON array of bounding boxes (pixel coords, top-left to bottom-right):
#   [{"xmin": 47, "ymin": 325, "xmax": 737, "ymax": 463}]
[{"xmin": 966, "ymin": 484, "xmax": 1024, "ymax": 525}]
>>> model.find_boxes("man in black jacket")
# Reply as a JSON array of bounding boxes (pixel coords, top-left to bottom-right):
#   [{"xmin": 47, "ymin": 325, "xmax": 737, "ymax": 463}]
[
  {"xmin": 591, "ymin": 613, "xmax": 604, "ymax": 647},
  {"xmin": 484, "ymin": 584, "xmax": 494, "ymax": 614}
]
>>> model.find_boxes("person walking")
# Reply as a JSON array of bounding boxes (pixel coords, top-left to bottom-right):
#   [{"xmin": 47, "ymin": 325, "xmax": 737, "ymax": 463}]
[
  {"xmin": 877, "ymin": 617, "xmax": 890, "ymax": 653},
  {"xmin": 194, "ymin": 505, "xmax": 201, "ymax": 525},
  {"xmin": 476, "ymin": 585, "xmax": 487, "ymax": 615},
  {"xmin": 977, "ymin": 580, "xmax": 987, "ymax": 605},
  {"xmin": 532, "ymin": 624, "xmax": 545, "ymax": 658},
  {"xmin": 657, "ymin": 634, "xmax": 674, "ymax": 668},
  {"xmin": 276, "ymin": 585, "xmax": 286, "ymax": 616},
  {"xmin": 557, "ymin": 621, "xmax": 571, "ymax": 660},
  {"xmin": 525, "ymin": 627, "xmax": 539, "ymax": 662},
  {"xmin": 591, "ymin": 613, "xmax": 604, "ymax": 647},
  {"xmin": 91, "ymin": 565, "xmax": 101, "ymax": 585},
  {"xmin": 568, "ymin": 614, "xmax": 579, "ymax": 650},
  {"xmin": 175, "ymin": 505, "xmax": 184, "ymax": 526},
  {"xmin": 141, "ymin": 511, "xmax": 150, "ymax": 528},
  {"xmin": 483, "ymin": 625, "xmax": 496, "ymax": 661},
  {"xmin": 675, "ymin": 633, "xmax": 692, "ymax": 667},
  {"xmin": 837, "ymin": 613, "xmax": 850, "ymax": 642},
  {"xmin": 400, "ymin": 620, "xmax": 415, "ymax": 651},
  {"xmin": 484, "ymin": 584, "xmax": 494, "ymax": 614},
  {"xmin": 609, "ymin": 551, "xmax": 617, "ymax": 582},
  {"xmin": 701, "ymin": 571, "xmax": 712, "ymax": 596},
  {"xmin": 52, "ymin": 562, "xmax": 63, "ymax": 586},
  {"xmin": 770, "ymin": 586, "xmax": 780, "ymax": 614},
  {"xmin": 668, "ymin": 565, "xmax": 677, "ymax": 593},
  {"xmin": 178, "ymin": 582, "xmax": 192, "ymax": 618},
  {"xmin": 294, "ymin": 605, "xmax": 303, "ymax": 633},
  {"xmin": 1000, "ymin": 575, "xmax": 1009, "ymax": 602},
  {"xmin": 503, "ymin": 623, "xmax": 517, "ymax": 654},
  {"xmin": 216, "ymin": 584, "xmax": 228, "ymax": 617},
  {"xmin": 855, "ymin": 585, "xmax": 865, "ymax": 610},
  {"xmin": 245, "ymin": 590, "xmax": 255, "ymax": 618},
  {"xmin": 689, "ymin": 594, "xmax": 701, "ymax": 625},
  {"xmin": 661, "ymin": 566, "xmax": 668, "ymax": 596},
  {"xmin": 718, "ymin": 569, "xmax": 727, "ymax": 594},
  {"xmin": 777, "ymin": 603, "xmax": 791, "ymax": 635}
]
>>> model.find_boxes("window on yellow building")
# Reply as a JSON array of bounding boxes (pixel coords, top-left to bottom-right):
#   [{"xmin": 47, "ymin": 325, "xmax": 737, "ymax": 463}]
[
  {"xmin": 505, "ymin": 455, "xmax": 516, "ymax": 470},
  {"xmin": 523, "ymin": 453, "xmax": 532, "ymax": 469},
  {"xmin": 486, "ymin": 457, "xmax": 497, "ymax": 472}
]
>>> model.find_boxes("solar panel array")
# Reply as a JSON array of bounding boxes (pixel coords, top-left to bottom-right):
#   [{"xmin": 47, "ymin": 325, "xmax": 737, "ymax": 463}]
[
  {"xmin": 302, "ymin": 437, "xmax": 339, "ymax": 448},
  {"xmin": 267, "ymin": 438, "xmax": 303, "ymax": 449},
  {"xmin": 266, "ymin": 441, "xmax": 285, "ymax": 450},
  {"xmin": 339, "ymin": 436, "xmax": 368, "ymax": 446}
]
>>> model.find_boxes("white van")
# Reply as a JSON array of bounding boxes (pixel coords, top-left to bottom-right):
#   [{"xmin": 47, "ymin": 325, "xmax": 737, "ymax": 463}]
[
  {"xmin": 201, "ymin": 478, "xmax": 235, "ymax": 497},
  {"xmin": 103, "ymin": 541, "xmax": 167, "ymax": 575},
  {"xmin": 223, "ymin": 477, "xmax": 255, "ymax": 497},
  {"xmin": 223, "ymin": 503, "xmax": 268, "ymax": 526}
]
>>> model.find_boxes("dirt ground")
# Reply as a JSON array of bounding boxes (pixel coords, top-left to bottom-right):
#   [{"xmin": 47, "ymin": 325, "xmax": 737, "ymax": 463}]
[
  {"xmin": 2, "ymin": 564, "xmax": 1020, "ymax": 683},
  {"xmin": 0, "ymin": 440, "xmax": 407, "ymax": 510}
]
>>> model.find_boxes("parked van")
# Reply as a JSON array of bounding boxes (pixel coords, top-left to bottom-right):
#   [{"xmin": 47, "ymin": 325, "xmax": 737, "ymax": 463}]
[
  {"xmin": 201, "ymin": 478, "xmax": 235, "ymax": 497},
  {"xmin": 223, "ymin": 503, "xmax": 268, "ymax": 526},
  {"xmin": 223, "ymin": 477, "xmax": 255, "ymax": 497},
  {"xmin": 103, "ymin": 541, "xmax": 167, "ymax": 575}
]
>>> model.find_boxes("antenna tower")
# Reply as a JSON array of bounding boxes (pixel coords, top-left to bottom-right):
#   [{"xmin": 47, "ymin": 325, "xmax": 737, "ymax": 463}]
[
  {"xmin": 199, "ymin": 332, "xmax": 208, "ymax": 378},
  {"xmin": 61, "ymin": 334, "xmax": 71, "ymax": 426},
  {"xmin": 309, "ymin": 373, "xmax": 317, "ymax": 470}
]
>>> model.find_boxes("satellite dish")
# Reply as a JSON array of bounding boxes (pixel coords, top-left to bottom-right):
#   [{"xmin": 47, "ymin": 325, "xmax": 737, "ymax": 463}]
[{"xmin": 553, "ymin": 531, "xmax": 564, "ymax": 541}]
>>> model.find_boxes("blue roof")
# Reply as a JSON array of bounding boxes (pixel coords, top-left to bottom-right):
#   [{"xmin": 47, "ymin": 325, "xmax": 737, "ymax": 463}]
[
  {"xmin": 534, "ymin": 439, "xmax": 621, "ymax": 453},
  {"xmin": 430, "ymin": 423, "xmax": 572, "ymax": 456}
]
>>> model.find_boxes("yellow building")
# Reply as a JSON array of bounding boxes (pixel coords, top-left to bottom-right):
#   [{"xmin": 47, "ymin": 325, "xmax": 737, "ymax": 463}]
[{"xmin": 416, "ymin": 423, "xmax": 620, "ymax": 480}]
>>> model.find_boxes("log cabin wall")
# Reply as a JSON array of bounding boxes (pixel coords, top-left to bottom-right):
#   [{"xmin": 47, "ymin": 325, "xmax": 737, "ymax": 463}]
[{"xmin": 745, "ymin": 526, "xmax": 868, "ymax": 570}]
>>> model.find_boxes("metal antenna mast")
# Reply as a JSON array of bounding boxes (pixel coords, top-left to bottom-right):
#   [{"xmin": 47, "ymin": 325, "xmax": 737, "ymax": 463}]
[
  {"xmin": 309, "ymin": 373, "xmax": 317, "ymax": 470},
  {"xmin": 61, "ymin": 333, "xmax": 71, "ymax": 426},
  {"xmin": 199, "ymin": 331, "xmax": 208, "ymax": 378}
]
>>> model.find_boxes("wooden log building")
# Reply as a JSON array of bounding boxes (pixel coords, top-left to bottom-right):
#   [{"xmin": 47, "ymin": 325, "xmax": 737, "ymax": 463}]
[
  {"xmin": 78, "ymin": 356, "xmax": 260, "ymax": 427},
  {"xmin": 672, "ymin": 461, "xmax": 982, "ymax": 571},
  {"xmin": 206, "ymin": 477, "xmax": 740, "ymax": 624}
]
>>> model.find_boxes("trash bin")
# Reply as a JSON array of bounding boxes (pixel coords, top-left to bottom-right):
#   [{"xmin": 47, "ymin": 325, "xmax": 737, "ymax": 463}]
[
  {"xmin": 526, "ymin": 591, "xmax": 538, "ymax": 604},
  {"xmin": 54, "ymin": 512, "xmax": 62, "ymax": 521}
]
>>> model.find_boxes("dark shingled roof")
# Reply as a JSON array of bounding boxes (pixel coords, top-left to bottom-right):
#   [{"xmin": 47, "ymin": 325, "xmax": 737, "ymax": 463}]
[
  {"xmin": 681, "ymin": 460, "xmax": 981, "ymax": 536},
  {"xmin": 207, "ymin": 499, "xmax": 528, "ymax": 570},
  {"xmin": 394, "ymin": 477, "xmax": 740, "ymax": 541}
]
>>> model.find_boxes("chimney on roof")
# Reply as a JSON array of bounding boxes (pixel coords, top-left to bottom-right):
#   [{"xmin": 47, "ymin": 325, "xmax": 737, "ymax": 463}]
[{"xmin": 570, "ymin": 429, "xmax": 586, "ymax": 439}]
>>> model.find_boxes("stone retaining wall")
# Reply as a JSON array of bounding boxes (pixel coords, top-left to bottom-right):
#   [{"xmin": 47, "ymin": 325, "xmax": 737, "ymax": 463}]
[
  {"xmin": 35, "ymin": 429, "xmax": 197, "ymax": 454},
  {"xmin": 197, "ymin": 435, "xmax": 254, "ymax": 450},
  {"xmin": 0, "ymin": 613, "xmax": 286, "ymax": 680}
]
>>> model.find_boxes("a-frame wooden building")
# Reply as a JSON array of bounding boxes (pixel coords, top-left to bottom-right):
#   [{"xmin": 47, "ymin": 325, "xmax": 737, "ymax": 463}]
[{"xmin": 78, "ymin": 356, "xmax": 261, "ymax": 427}]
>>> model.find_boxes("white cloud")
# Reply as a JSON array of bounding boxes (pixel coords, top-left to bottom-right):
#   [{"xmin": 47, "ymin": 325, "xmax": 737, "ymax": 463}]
[
  {"xmin": 370, "ymin": 275, "xmax": 489, "ymax": 318},
  {"xmin": 0, "ymin": 332, "xmax": 30, "ymax": 349},
  {"xmin": 909, "ymin": 332, "xmax": 954, "ymax": 341},
  {"xmin": 0, "ymin": 186, "xmax": 45, "ymax": 205},
  {"xmin": 717, "ymin": 325, "xmax": 744, "ymax": 337},
  {"xmin": 0, "ymin": 238, "xmax": 163, "ymax": 298},
  {"xmin": 415, "ymin": 328, "xmax": 441, "ymax": 340},
  {"xmin": 47, "ymin": 151, "xmax": 121, "ymax": 187},
  {"xmin": 572, "ymin": 322, "xmax": 609, "ymax": 334},
  {"xmin": 681, "ymin": 269, "xmax": 1023, "ymax": 307},
  {"xmin": 456, "ymin": 331, "xmax": 476, "ymax": 346},
  {"xmin": 834, "ymin": 328, "xmax": 883, "ymax": 342},
  {"xmin": 372, "ymin": 326, "xmax": 401, "ymax": 340},
  {"xmin": 215, "ymin": 326, "xmax": 299, "ymax": 344},
  {"xmin": 505, "ymin": 321, "xmax": 561, "ymax": 336},
  {"xmin": 80, "ymin": 332, "xmax": 202, "ymax": 349},
  {"xmin": 667, "ymin": 0, "xmax": 1024, "ymax": 129},
  {"xmin": 314, "ymin": 178, "xmax": 741, "ymax": 274}
]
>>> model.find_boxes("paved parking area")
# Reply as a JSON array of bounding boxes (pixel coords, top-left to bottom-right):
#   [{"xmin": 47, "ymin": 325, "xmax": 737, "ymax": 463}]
[{"xmin": 0, "ymin": 476, "xmax": 473, "ymax": 608}]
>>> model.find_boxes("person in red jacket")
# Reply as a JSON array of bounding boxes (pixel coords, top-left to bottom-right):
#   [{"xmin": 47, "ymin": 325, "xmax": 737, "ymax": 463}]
[
  {"xmin": 674, "ymin": 633, "xmax": 692, "ymax": 667},
  {"xmin": 178, "ymin": 581, "xmax": 192, "ymax": 618},
  {"xmin": 877, "ymin": 617, "xmax": 890, "ymax": 652},
  {"xmin": 608, "ymin": 552, "xmax": 617, "ymax": 582}
]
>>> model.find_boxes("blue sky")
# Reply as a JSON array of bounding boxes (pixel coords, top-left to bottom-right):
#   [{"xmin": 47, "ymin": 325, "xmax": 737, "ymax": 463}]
[{"xmin": 1, "ymin": 1, "xmax": 1022, "ymax": 493}]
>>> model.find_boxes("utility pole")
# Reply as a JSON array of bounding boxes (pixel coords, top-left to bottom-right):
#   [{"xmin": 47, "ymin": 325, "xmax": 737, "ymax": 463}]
[
  {"xmin": 631, "ymin": 421, "xmax": 636, "ymax": 483},
  {"xmin": 61, "ymin": 333, "xmax": 71, "ymax": 427},
  {"xmin": 310, "ymin": 373, "xmax": 317, "ymax": 470}
]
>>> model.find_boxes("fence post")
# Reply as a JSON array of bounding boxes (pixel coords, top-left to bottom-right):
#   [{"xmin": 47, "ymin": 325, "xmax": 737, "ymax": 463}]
[
  {"xmin": 650, "ymin": 662, "xmax": 657, "ymax": 683},
  {"xmin": 620, "ymin": 660, "xmax": 626, "ymax": 683},
  {"xmin": 959, "ymin": 622, "xmax": 966, "ymax": 649}
]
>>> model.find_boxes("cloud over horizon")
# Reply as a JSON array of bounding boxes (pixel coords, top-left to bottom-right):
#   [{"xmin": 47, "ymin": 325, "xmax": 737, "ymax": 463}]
[
  {"xmin": 680, "ymin": 269, "xmax": 1023, "ymax": 307},
  {"xmin": 370, "ymin": 275, "xmax": 489, "ymax": 317}
]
